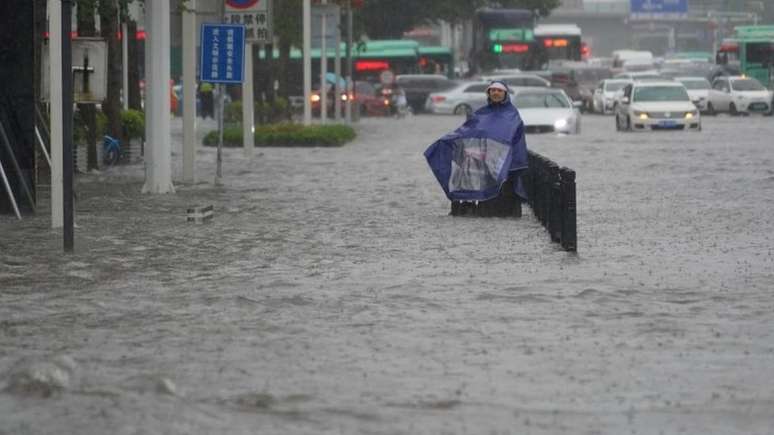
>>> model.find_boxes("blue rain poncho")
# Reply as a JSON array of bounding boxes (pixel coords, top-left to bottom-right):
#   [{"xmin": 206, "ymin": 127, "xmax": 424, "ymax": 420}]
[{"xmin": 424, "ymin": 89, "xmax": 528, "ymax": 202}]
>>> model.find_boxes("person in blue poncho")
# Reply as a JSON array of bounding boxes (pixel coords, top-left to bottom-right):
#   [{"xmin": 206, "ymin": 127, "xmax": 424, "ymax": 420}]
[{"xmin": 424, "ymin": 80, "xmax": 529, "ymax": 217}]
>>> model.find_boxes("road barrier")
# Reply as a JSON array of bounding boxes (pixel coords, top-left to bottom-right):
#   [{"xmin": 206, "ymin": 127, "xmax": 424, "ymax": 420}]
[
  {"xmin": 524, "ymin": 151, "xmax": 576, "ymax": 252},
  {"xmin": 450, "ymin": 150, "xmax": 577, "ymax": 252}
]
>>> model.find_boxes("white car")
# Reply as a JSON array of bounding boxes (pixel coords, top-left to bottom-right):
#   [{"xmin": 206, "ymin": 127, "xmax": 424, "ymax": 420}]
[
  {"xmin": 478, "ymin": 73, "xmax": 551, "ymax": 89},
  {"xmin": 675, "ymin": 76, "xmax": 711, "ymax": 113},
  {"xmin": 613, "ymin": 71, "xmax": 663, "ymax": 81},
  {"xmin": 511, "ymin": 88, "xmax": 581, "ymax": 134},
  {"xmin": 707, "ymin": 76, "xmax": 772, "ymax": 115},
  {"xmin": 614, "ymin": 81, "xmax": 701, "ymax": 132},
  {"xmin": 593, "ymin": 79, "xmax": 631, "ymax": 114},
  {"xmin": 424, "ymin": 81, "xmax": 489, "ymax": 115}
]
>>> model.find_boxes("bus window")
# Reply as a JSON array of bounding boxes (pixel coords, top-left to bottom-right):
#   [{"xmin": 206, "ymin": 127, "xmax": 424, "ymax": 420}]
[{"xmin": 745, "ymin": 42, "xmax": 774, "ymax": 66}]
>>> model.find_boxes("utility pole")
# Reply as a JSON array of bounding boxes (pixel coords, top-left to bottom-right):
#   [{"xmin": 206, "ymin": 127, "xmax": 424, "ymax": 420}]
[
  {"xmin": 142, "ymin": 0, "xmax": 175, "ymax": 194},
  {"xmin": 182, "ymin": 0, "xmax": 197, "ymax": 183},
  {"xmin": 62, "ymin": 0, "xmax": 74, "ymax": 251}
]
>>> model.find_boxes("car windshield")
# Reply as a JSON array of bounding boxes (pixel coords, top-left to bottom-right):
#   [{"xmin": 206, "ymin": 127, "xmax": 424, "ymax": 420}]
[
  {"xmin": 605, "ymin": 82, "xmax": 628, "ymax": 92},
  {"xmin": 679, "ymin": 79, "xmax": 710, "ymax": 90},
  {"xmin": 514, "ymin": 92, "xmax": 570, "ymax": 108},
  {"xmin": 633, "ymin": 86, "xmax": 690, "ymax": 102},
  {"xmin": 731, "ymin": 79, "xmax": 765, "ymax": 91}
]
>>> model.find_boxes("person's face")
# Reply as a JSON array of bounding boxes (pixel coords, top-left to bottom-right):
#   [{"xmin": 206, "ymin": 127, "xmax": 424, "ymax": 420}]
[{"xmin": 488, "ymin": 88, "xmax": 506, "ymax": 103}]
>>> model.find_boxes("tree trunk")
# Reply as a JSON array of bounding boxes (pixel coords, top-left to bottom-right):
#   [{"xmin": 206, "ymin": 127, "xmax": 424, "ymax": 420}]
[
  {"xmin": 100, "ymin": 0, "xmax": 122, "ymax": 143},
  {"xmin": 278, "ymin": 40, "xmax": 291, "ymax": 99},
  {"xmin": 76, "ymin": 0, "xmax": 98, "ymax": 171},
  {"xmin": 127, "ymin": 20, "xmax": 142, "ymax": 111}
]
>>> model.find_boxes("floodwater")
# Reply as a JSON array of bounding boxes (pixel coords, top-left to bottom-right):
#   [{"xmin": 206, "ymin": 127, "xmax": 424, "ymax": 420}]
[{"xmin": 2, "ymin": 113, "xmax": 774, "ymax": 434}]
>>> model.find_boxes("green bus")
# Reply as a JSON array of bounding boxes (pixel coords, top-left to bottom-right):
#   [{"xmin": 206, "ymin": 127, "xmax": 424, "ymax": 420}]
[
  {"xmin": 731, "ymin": 25, "xmax": 774, "ymax": 88},
  {"xmin": 417, "ymin": 46, "xmax": 454, "ymax": 79}
]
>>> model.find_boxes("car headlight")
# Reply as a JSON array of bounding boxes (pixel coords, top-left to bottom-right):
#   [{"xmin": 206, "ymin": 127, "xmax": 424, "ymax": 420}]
[
  {"xmin": 634, "ymin": 110, "xmax": 648, "ymax": 120},
  {"xmin": 554, "ymin": 119, "xmax": 568, "ymax": 129},
  {"xmin": 684, "ymin": 111, "xmax": 698, "ymax": 119}
]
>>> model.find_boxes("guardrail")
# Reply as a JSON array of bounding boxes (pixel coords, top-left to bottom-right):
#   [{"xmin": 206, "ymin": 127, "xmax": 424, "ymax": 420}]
[
  {"xmin": 449, "ymin": 150, "xmax": 577, "ymax": 252},
  {"xmin": 524, "ymin": 151, "xmax": 577, "ymax": 252}
]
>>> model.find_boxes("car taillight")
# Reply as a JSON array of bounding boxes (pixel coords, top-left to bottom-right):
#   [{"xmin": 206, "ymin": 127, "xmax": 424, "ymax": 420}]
[
  {"xmin": 383, "ymin": 98, "xmax": 390, "ymax": 106},
  {"xmin": 431, "ymin": 96, "xmax": 446, "ymax": 103}
]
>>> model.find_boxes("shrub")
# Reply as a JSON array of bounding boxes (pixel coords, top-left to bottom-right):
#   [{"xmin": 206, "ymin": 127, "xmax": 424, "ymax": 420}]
[
  {"xmin": 224, "ymin": 101, "xmax": 242, "ymax": 123},
  {"xmin": 203, "ymin": 122, "xmax": 355, "ymax": 147},
  {"xmin": 121, "ymin": 109, "xmax": 145, "ymax": 140}
]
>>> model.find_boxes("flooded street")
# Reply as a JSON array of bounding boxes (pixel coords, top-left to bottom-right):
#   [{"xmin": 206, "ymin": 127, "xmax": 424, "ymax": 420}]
[{"xmin": 2, "ymin": 113, "xmax": 774, "ymax": 434}]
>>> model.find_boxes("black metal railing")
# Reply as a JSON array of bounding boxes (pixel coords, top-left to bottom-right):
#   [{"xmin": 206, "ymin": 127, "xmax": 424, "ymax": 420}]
[
  {"xmin": 523, "ymin": 151, "xmax": 576, "ymax": 252},
  {"xmin": 449, "ymin": 150, "xmax": 577, "ymax": 252}
]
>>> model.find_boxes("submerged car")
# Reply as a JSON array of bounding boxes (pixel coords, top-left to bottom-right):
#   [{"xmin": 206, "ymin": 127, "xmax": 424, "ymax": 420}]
[
  {"xmin": 675, "ymin": 76, "xmax": 712, "ymax": 113},
  {"xmin": 707, "ymin": 76, "xmax": 772, "ymax": 115},
  {"xmin": 424, "ymin": 81, "xmax": 490, "ymax": 115},
  {"xmin": 511, "ymin": 88, "xmax": 581, "ymax": 134},
  {"xmin": 593, "ymin": 78, "xmax": 631, "ymax": 114},
  {"xmin": 614, "ymin": 81, "xmax": 701, "ymax": 132},
  {"xmin": 395, "ymin": 74, "xmax": 457, "ymax": 113}
]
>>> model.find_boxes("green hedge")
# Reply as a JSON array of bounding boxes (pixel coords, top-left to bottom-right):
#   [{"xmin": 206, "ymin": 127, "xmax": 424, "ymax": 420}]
[{"xmin": 203, "ymin": 123, "xmax": 356, "ymax": 147}]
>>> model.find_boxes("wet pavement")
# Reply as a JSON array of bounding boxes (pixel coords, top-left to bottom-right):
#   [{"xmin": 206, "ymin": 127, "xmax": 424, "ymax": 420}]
[{"xmin": 2, "ymin": 113, "xmax": 774, "ymax": 434}]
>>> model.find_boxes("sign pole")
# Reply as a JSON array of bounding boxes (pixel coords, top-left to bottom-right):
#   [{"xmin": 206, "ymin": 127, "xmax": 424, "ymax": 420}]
[
  {"xmin": 201, "ymin": 22, "xmax": 245, "ymax": 183},
  {"xmin": 243, "ymin": 42, "xmax": 255, "ymax": 158},
  {"xmin": 303, "ymin": 0, "xmax": 311, "ymax": 126},
  {"xmin": 217, "ymin": 1, "xmax": 225, "ymax": 183},
  {"xmin": 217, "ymin": 83, "xmax": 223, "ymax": 182}
]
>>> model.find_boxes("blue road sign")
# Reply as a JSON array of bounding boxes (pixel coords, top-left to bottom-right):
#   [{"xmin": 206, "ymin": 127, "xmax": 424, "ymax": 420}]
[
  {"xmin": 630, "ymin": 0, "xmax": 688, "ymax": 15},
  {"xmin": 200, "ymin": 23, "xmax": 246, "ymax": 84}
]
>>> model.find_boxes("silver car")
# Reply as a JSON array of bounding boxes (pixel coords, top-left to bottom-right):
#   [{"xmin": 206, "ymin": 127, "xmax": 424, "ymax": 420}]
[
  {"xmin": 675, "ymin": 76, "xmax": 711, "ymax": 113},
  {"xmin": 478, "ymin": 73, "xmax": 551, "ymax": 89},
  {"xmin": 593, "ymin": 79, "xmax": 631, "ymax": 114},
  {"xmin": 707, "ymin": 76, "xmax": 773, "ymax": 115},
  {"xmin": 424, "ymin": 81, "xmax": 490, "ymax": 115},
  {"xmin": 512, "ymin": 88, "xmax": 581, "ymax": 134},
  {"xmin": 614, "ymin": 81, "xmax": 701, "ymax": 132}
]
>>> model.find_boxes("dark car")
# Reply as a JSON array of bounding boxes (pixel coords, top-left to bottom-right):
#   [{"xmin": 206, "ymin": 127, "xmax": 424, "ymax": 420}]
[
  {"xmin": 395, "ymin": 74, "xmax": 457, "ymax": 113},
  {"xmin": 550, "ymin": 64, "xmax": 612, "ymax": 112}
]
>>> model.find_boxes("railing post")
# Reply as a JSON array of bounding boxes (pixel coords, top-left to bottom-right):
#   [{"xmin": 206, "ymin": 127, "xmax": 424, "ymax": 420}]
[
  {"xmin": 560, "ymin": 167, "xmax": 577, "ymax": 252},
  {"xmin": 548, "ymin": 162, "xmax": 561, "ymax": 243}
]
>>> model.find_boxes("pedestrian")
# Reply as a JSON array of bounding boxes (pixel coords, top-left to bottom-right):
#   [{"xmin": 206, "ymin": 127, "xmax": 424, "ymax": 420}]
[
  {"xmin": 424, "ymin": 80, "xmax": 529, "ymax": 217},
  {"xmin": 198, "ymin": 82, "xmax": 214, "ymax": 119}
]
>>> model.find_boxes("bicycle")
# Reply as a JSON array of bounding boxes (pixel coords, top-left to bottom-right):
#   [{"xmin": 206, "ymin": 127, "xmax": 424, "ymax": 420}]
[{"xmin": 102, "ymin": 135, "xmax": 122, "ymax": 166}]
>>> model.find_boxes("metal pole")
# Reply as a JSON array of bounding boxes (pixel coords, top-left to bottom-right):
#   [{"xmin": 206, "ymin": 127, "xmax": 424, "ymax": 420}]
[
  {"xmin": 49, "ymin": 0, "xmax": 64, "ymax": 228},
  {"xmin": 216, "ymin": 1, "xmax": 225, "ymax": 182},
  {"xmin": 0, "ymin": 121, "xmax": 36, "ymax": 212},
  {"xmin": 182, "ymin": 0, "xmax": 197, "ymax": 183},
  {"xmin": 334, "ymin": 15, "xmax": 341, "ymax": 122},
  {"xmin": 243, "ymin": 42, "xmax": 255, "ymax": 158},
  {"xmin": 320, "ymin": 0, "xmax": 328, "ymax": 124},
  {"xmin": 303, "ymin": 0, "xmax": 311, "ymax": 125},
  {"xmin": 122, "ymin": 19, "xmax": 129, "ymax": 110},
  {"xmin": 62, "ymin": 0, "xmax": 74, "ymax": 252},
  {"xmin": 0, "ymin": 157, "xmax": 22, "ymax": 220},
  {"xmin": 345, "ymin": 0, "xmax": 352, "ymax": 123},
  {"xmin": 35, "ymin": 127, "xmax": 52, "ymax": 168}
]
